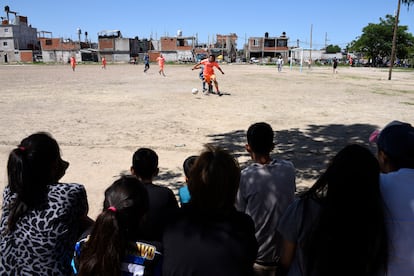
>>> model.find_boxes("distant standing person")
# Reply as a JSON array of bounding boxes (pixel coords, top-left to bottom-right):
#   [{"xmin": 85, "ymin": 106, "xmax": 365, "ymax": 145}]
[
  {"xmin": 156, "ymin": 53, "xmax": 166, "ymax": 76},
  {"xmin": 348, "ymin": 56, "xmax": 353, "ymax": 66},
  {"xmin": 101, "ymin": 56, "xmax": 106, "ymax": 69},
  {"xmin": 192, "ymin": 54, "xmax": 224, "ymax": 96},
  {"xmin": 144, "ymin": 53, "xmax": 150, "ymax": 73},
  {"xmin": 332, "ymin": 58, "xmax": 338, "ymax": 74},
  {"xmin": 277, "ymin": 56, "xmax": 284, "ymax": 72},
  {"xmin": 70, "ymin": 56, "xmax": 76, "ymax": 71}
]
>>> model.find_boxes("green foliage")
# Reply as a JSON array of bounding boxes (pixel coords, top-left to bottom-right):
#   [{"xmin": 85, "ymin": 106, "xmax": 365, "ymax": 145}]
[
  {"xmin": 348, "ymin": 14, "xmax": 414, "ymax": 64},
  {"xmin": 326, "ymin": 44, "xmax": 341, "ymax": 53}
]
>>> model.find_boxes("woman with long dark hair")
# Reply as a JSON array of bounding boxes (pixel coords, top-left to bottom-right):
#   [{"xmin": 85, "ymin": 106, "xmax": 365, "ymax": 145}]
[
  {"xmin": 277, "ymin": 144, "xmax": 388, "ymax": 276},
  {"xmin": 0, "ymin": 132, "xmax": 91, "ymax": 275}
]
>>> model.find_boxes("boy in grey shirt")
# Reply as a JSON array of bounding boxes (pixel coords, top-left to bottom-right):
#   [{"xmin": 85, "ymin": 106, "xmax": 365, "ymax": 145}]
[{"xmin": 236, "ymin": 122, "xmax": 296, "ymax": 276}]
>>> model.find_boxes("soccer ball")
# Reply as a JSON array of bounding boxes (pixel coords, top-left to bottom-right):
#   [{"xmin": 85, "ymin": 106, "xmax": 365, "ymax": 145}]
[{"xmin": 191, "ymin": 88, "xmax": 199, "ymax": 94}]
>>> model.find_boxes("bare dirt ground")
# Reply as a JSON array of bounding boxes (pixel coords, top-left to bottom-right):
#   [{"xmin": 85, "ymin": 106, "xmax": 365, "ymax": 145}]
[{"xmin": 0, "ymin": 63, "xmax": 413, "ymax": 218}]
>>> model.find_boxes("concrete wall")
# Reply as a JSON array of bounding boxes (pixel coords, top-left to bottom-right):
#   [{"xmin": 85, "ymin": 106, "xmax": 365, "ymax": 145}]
[
  {"xmin": 113, "ymin": 53, "xmax": 130, "ymax": 62},
  {"xmin": 115, "ymin": 38, "xmax": 130, "ymax": 51},
  {"xmin": 291, "ymin": 49, "xmax": 343, "ymax": 62},
  {"xmin": 177, "ymin": 50, "xmax": 194, "ymax": 61},
  {"xmin": 42, "ymin": 50, "xmax": 79, "ymax": 63}
]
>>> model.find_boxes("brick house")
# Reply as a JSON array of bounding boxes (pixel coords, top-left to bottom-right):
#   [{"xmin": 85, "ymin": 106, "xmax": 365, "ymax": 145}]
[
  {"xmin": 209, "ymin": 33, "xmax": 238, "ymax": 62},
  {"xmin": 98, "ymin": 30, "xmax": 130, "ymax": 63},
  {"xmin": 245, "ymin": 32, "xmax": 289, "ymax": 62},
  {"xmin": 38, "ymin": 34, "xmax": 80, "ymax": 63},
  {"xmin": 155, "ymin": 32, "xmax": 196, "ymax": 62}
]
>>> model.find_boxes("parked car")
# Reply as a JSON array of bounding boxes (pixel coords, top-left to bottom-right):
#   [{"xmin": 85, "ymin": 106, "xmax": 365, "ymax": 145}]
[{"xmin": 250, "ymin": 57, "xmax": 259, "ymax": 64}]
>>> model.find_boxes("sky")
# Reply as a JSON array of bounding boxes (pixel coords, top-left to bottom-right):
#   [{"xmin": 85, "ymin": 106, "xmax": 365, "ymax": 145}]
[{"xmin": 2, "ymin": 0, "xmax": 413, "ymax": 50}]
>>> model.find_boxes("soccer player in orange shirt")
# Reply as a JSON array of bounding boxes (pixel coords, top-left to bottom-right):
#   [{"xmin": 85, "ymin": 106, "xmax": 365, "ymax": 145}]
[
  {"xmin": 192, "ymin": 54, "xmax": 224, "ymax": 96},
  {"xmin": 156, "ymin": 54, "xmax": 166, "ymax": 76},
  {"xmin": 101, "ymin": 56, "xmax": 107, "ymax": 69},
  {"xmin": 70, "ymin": 56, "xmax": 76, "ymax": 71}
]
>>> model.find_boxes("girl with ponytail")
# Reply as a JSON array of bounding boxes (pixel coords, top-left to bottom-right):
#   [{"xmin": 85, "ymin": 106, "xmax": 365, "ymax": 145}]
[{"xmin": 73, "ymin": 175, "xmax": 162, "ymax": 276}]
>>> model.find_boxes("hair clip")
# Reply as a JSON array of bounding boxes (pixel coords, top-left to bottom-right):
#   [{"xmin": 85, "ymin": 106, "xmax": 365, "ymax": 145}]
[{"xmin": 108, "ymin": 206, "xmax": 117, "ymax": 212}]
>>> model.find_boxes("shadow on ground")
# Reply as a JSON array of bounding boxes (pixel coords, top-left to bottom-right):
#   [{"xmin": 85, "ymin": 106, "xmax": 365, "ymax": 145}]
[{"xmin": 158, "ymin": 123, "xmax": 380, "ymax": 194}]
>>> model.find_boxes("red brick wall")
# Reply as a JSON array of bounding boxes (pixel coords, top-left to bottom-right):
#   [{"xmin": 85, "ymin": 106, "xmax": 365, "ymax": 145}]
[
  {"xmin": 20, "ymin": 51, "xmax": 33, "ymax": 62},
  {"xmin": 149, "ymin": 52, "xmax": 160, "ymax": 62},
  {"xmin": 99, "ymin": 39, "xmax": 114, "ymax": 50},
  {"xmin": 40, "ymin": 38, "xmax": 60, "ymax": 50},
  {"xmin": 39, "ymin": 38, "xmax": 78, "ymax": 51},
  {"xmin": 160, "ymin": 38, "xmax": 176, "ymax": 51}
]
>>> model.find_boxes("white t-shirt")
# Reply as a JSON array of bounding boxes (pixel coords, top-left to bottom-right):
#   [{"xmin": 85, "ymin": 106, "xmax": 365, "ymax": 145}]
[{"xmin": 380, "ymin": 168, "xmax": 414, "ymax": 276}]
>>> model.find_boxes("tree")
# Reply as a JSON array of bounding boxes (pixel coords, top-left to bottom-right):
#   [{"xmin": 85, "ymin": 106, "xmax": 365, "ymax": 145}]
[
  {"xmin": 389, "ymin": 0, "xmax": 414, "ymax": 80},
  {"xmin": 349, "ymin": 15, "xmax": 414, "ymax": 67},
  {"xmin": 326, "ymin": 44, "xmax": 341, "ymax": 53}
]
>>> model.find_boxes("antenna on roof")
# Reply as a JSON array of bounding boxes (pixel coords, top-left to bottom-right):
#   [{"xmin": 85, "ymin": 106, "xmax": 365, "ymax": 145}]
[{"xmin": 4, "ymin": 5, "xmax": 17, "ymax": 22}]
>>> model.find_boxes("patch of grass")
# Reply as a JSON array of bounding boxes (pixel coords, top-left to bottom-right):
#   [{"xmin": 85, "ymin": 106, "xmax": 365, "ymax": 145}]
[
  {"xmin": 371, "ymin": 87, "xmax": 414, "ymax": 96},
  {"xmin": 371, "ymin": 89, "xmax": 394, "ymax": 96},
  {"xmin": 342, "ymin": 75, "xmax": 371, "ymax": 81},
  {"xmin": 393, "ymin": 89, "xmax": 414, "ymax": 94}
]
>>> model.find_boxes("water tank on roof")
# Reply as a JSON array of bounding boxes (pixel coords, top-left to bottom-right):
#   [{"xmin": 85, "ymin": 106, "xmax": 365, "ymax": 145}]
[
  {"xmin": 265, "ymin": 32, "xmax": 269, "ymax": 38},
  {"xmin": 177, "ymin": 29, "xmax": 182, "ymax": 37}
]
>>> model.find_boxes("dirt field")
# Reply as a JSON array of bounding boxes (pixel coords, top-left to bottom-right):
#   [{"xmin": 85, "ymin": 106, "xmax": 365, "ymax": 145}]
[{"xmin": 0, "ymin": 63, "xmax": 413, "ymax": 218}]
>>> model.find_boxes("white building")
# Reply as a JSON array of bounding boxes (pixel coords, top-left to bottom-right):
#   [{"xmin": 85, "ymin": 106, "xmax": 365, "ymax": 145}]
[{"xmin": 0, "ymin": 15, "xmax": 38, "ymax": 63}]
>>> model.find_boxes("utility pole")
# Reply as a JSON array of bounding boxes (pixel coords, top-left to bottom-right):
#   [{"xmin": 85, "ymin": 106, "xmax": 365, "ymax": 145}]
[
  {"xmin": 77, "ymin": 28, "xmax": 81, "ymax": 50},
  {"xmin": 309, "ymin": 24, "xmax": 313, "ymax": 68},
  {"xmin": 325, "ymin": 32, "xmax": 329, "ymax": 50},
  {"xmin": 389, "ymin": 0, "xmax": 401, "ymax": 80}
]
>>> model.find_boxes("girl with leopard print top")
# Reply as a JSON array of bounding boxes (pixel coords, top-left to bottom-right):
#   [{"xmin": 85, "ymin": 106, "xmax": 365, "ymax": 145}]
[{"xmin": 0, "ymin": 132, "xmax": 92, "ymax": 275}]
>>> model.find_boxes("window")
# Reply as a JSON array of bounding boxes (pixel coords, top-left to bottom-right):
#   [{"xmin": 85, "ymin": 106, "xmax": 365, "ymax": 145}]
[
  {"xmin": 253, "ymin": 39, "xmax": 259, "ymax": 46},
  {"xmin": 277, "ymin": 39, "xmax": 287, "ymax": 47},
  {"xmin": 4, "ymin": 28, "xmax": 8, "ymax": 32},
  {"xmin": 177, "ymin": 39, "xmax": 185, "ymax": 46},
  {"xmin": 264, "ymin": 39, "xmax": 275, "ymax": 47},
  {"xmin": 46, "ymin": 39, "xmax": 52, "ymax": 45},
  {"xmin": 3, "ymin": 42, "xmax": 7, "ymax": 46}
]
